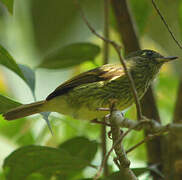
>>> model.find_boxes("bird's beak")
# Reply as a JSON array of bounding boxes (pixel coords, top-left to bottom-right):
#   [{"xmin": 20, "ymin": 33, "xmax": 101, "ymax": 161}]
[{"xmin": 157, "ymin": 56, "xmax": 178, "ymax": 63}]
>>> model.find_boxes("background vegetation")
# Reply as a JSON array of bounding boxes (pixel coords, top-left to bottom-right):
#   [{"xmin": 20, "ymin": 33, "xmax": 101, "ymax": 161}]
[{"xmin": 0, "ymin": 0, "xmax": 182, "ymax": 179}]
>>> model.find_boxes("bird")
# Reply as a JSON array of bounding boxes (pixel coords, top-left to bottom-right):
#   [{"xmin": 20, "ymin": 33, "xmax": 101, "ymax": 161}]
[{"xmin": 3, "ymin": 49, "xmax": 178, "ymax": 121}]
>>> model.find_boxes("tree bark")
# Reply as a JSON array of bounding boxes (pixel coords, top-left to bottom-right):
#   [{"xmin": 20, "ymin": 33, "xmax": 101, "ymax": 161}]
[{"xmin": 164, "ymin": 80, "xmax": 182, "ymax": 180}]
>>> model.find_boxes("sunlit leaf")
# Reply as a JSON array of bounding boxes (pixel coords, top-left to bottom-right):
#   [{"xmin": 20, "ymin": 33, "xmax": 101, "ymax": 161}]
[
  {"xmin": 1, "ymin": 0, "xmax": 14, "ymax": 14},
  {"xmin": 0, "ymin": 115, "xmax": 35, "ymax": 145},
  {"xmin": 155, "ymin": 73, "xmax": 178, "ymax": 123},
  {"xmin": 0, "ymin": 44, "xmax": 36, "ymax": 95},
  {"xmin": 3, "ymin": 145, "xmax": 90, "ymax": 180},
  {"xmin": 0, "ymin": 116, "xmax": 25, "ymax": 138},
  {"xmin": 16, "ymin": 132, "xmax": 35, "ymax": 146},
  {"xmin": 26, "ymin": 173, "xmax": 48, "ymax": 180},
  {"xmin": 0, "ymin": 94, "xmax": 21, "ymax": 114},
  {"xmin": 38, "ymin": 43, "xmax": 100, "ymax": 69}
]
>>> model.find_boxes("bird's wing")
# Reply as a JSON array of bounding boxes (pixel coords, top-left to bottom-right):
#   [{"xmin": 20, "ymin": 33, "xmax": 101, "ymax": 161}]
[{"xmin": 46, "ymin": 64, "xmax": 124, "ymax": 100}]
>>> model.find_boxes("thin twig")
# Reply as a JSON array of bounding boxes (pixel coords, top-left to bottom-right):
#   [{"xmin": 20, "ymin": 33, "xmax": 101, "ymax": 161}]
[
  {"xmin": 113, "ymin": 157, "xmax": 121, "ymax": 169},
  {"xmin": 126, "ymin": 135, "xmax": 155, "ymax": 154},
  {"xmin": 151, "ymin": 0, "xmax": 182, "ymax": 49},
  {"xmin": 101, "ymin": 0, "xmax": 110, "ymax": 176},
  {"xmin": 91, "ymin": 119, "xmax": 111, "ymax": 126},
  {"xmin": 101, "ymin": 118, "xmax": 108, "ymax": 176},
  {"xmin": 74, "ymin": 0, "xmax": 142, "ymax": 120},
  {"xmin": 103, "ymin": 0, "xmax": 110, "ymax": 65}
]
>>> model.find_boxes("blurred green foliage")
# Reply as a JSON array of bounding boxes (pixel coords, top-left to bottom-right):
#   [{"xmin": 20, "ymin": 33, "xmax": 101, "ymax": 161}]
[
  {"xmin": 38, "ymin": 43, "xmax": 100, "ymax": 69},
  {"xmin": 0, "ymin": 0, "xmax": 181, "ymax": 179},
  {"xmin": 0, "ymin": 0, "xmax": 13, "ymax": 14}
]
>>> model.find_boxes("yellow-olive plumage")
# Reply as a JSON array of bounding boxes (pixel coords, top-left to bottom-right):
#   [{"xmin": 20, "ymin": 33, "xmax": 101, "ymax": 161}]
[{"xmin": 3, "ymin": 50, "xmax": 177, "ymax": 121}]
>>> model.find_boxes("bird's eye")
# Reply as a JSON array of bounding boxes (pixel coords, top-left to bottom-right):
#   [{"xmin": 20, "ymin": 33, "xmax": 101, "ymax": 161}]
[{"xmin": 142, "ymin": 51, "xmax": 153, "ymax": 57}]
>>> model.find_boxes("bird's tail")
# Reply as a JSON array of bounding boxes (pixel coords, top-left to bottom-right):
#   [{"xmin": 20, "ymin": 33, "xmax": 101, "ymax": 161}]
[{"xmin": 3, "ymin": 100, "xmax": 46, "ymax": 121}]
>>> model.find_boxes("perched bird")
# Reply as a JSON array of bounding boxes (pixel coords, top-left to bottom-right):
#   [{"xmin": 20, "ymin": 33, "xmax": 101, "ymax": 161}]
[{"xmin": 3, "ymin": 50, "xmax": 177, "ymax": 121}]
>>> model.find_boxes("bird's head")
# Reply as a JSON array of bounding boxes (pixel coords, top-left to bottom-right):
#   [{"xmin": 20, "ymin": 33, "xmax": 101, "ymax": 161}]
[{"xmin": 126, "ymin": 49, "xmax": 178, "ymax": 66}]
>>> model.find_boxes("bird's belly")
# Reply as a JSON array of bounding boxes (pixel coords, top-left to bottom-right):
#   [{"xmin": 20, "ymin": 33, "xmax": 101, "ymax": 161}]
[
  {"xmin": 45, "ymin": 81, "xmax": 148, "ymax": 120},
  {"xmin": 45, "ymin": 94, "xmax": 109, "ymax": 120}
]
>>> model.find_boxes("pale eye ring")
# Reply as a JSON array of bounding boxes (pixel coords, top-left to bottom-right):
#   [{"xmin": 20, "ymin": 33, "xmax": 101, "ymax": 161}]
[{"xmin": 143, "ymin": 51, "xmax": 153, "ymax": 57}]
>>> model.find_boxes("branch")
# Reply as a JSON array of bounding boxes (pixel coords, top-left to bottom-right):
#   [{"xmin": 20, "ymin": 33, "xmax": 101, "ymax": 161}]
[
  {"xmin": 126, "ymin": 134, "xmax": 155, "ymax": 154},
  {"xmin": 111, "ymin": 0, "xmax": 140, "ymax": 53},
  {"xmin": 101, "ymin": 0, "xmax": 110, "ymax": 176},
  {"xmin": 94, "ymin": 108, "xmax": 182, "ymax": 179},
  {"xmin": 94, "ymin": 107, "xmax": 138, "ymax": 180},
  {"xmin": 74, "ymin": 0, "xmax": 142, "ymax": 120},
  {"xmin": 111, "ymin": 110, "xmax": 182, "ymax": 134},
  {"xmin": 103, "ymin": 0, "xmax": 109, "ymax": 65}
]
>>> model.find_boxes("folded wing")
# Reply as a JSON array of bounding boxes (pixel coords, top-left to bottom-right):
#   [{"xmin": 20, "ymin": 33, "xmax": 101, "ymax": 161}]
[{"xmin": 46, "ymin": 64, "xmax": 124, "ymax": 100}]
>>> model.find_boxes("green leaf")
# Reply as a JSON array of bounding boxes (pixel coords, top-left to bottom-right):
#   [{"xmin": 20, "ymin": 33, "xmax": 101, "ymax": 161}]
[
  {"xmin": 1, "ymin": 0, "xmax": 14, "ymax": 14},
  {"xmin": 55, "ymin": 137, "xmax": 98, "ymax": 180},
  {"xmin": 0, "ymin": 45, "xmax": 25, "ymax": 80},
  {"xmin": 0, "ymin": 115, "xmax": 24, "ymax": 137},
  {"xmin": 18, "ymin": 64, "xmax": 36, "ymax": 95},
  {"xmin": 31, "ymin": 0, "xmax": 104, "ymax": 54},
  {"xmin": 0, "ymin": 115, "xmax": 35, "ymax": 144},
  {"xmin": 3, "ymin": 145, "xmax": 90, "ymax": 180},
  {"xmin": 102, "ymin": 167, "xmax": 155, "ymax": 180},
  {"xmin": 133, "ymin": 166, "xmax": 164, "ymax": 178},
  {"xmin": 102, "ymin": 171, "xmax": 131, "ymax": 180},
  {"xmin": 132, "ymin": 167, "xmax": 149, "ymax": 176},
  {"xmin": 16, "ymin": 132, "xmax": 35, "ymax": 146},
  {"xmin": 41, "ymin": 112, "xmax": 53, "ymax": 135},
  {"xmin": 0, "ymin": 94, "xmax": 21, "ymax": 114},
  {"xmin": 0, "ymin": 44, "xmax": 35, "ymax": 95},
  {"xmin": 38, "ymin": 43, "xmax": 100, "ymax": 69},
  {"xmin": 0, "ymin": 170, "xmax": 6, "ymax": 180},
  {"xmin": 26, "ymin": 173, "xmax": 48, "ymax": 180},
  {"xmin": 147, "ymin": 165, "xmax": 164, "ymax": 178},
  {"xmin": 130, "ymin": 0, "xmax": 152, "ymax": 35},
  {"xmin": 59, "ymin": 136, "xmax": 98, "ymax": 163}
]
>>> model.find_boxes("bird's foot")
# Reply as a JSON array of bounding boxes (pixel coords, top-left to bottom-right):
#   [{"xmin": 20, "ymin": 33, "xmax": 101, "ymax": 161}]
[
  {"xmin": 96, "ymin": 107, "xmax": 110, "ymax": 111},
  {"xmin": 140, "ymin": 115, "xmax": 151, "ymax": 122},
  {"xmin": 107, "ymin": 129, "xmax": 123, "ymax": 139}
]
